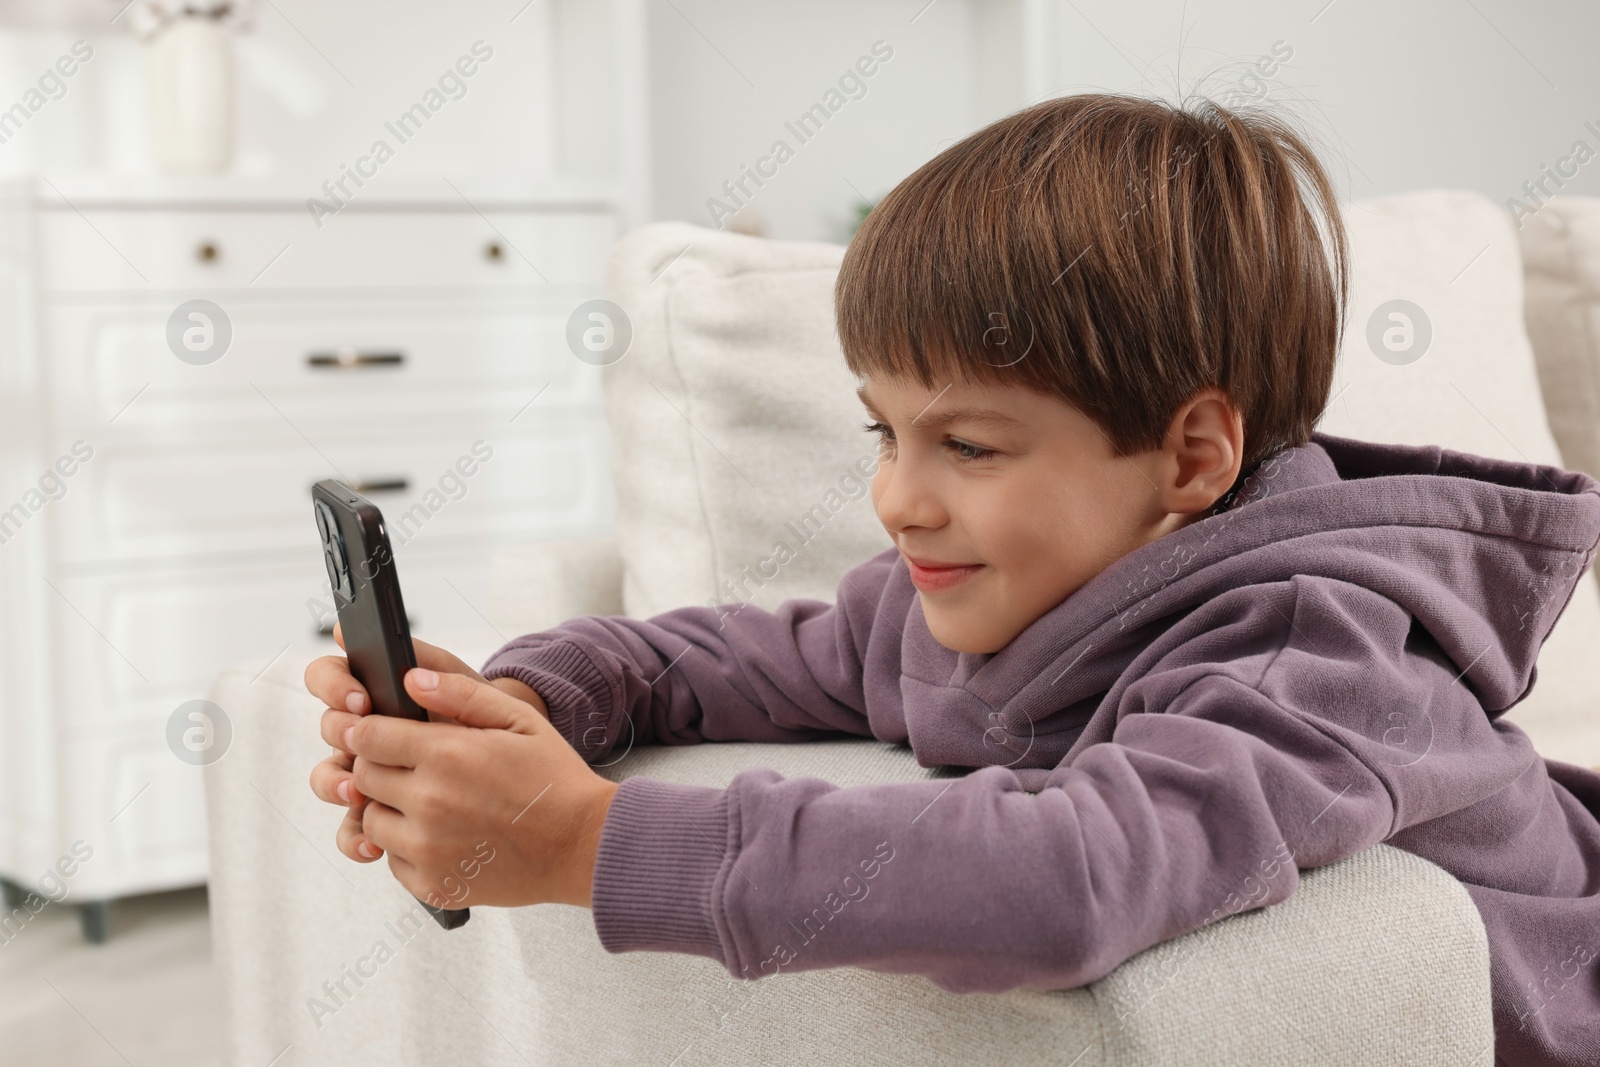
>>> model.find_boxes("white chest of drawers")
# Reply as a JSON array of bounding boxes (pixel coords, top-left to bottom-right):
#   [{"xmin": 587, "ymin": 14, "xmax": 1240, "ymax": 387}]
[{"xmin": 0, "ymin": 177, "xmax": 620, "ymax": 933}]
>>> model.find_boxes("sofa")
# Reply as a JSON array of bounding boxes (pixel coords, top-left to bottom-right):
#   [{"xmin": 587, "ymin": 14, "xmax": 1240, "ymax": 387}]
[{"xmin": 203, "ymin": 189, "xmax": 1600, "ymax": 1065}]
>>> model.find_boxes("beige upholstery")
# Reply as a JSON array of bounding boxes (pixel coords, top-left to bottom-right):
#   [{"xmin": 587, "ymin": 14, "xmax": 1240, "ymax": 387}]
[
  {"xmin": 206, "ymin": 189, "xmax": 1596, "ymax": 1065},
  {"xmin": 489, "ymin": 533, "xmax": 624, "ymax": 636},
  {"xmin": 1520, "ymin": 197, "xmax": 1600, "ymax": 483},
  {"xmin": 598, "ymin": 224, "xmax": 878, "ymax": 620}
]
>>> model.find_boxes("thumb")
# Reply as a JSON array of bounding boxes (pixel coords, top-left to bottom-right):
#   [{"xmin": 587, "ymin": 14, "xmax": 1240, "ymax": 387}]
[
  {"xmin": 411, "ymin": 637, "xmax": 485, "ymax": 683},
  {"xmin": 403, "ymin": 667, "xmax": 544, "ymax": 735}
]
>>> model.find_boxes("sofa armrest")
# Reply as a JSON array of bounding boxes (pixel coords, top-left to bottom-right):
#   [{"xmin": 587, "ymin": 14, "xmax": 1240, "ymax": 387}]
[
  {"xmin": 490, "ymin": 535, "xmax": 625, "ymax": 636},
  {"xmin": 1088, "ymin": 842, "xmax": 1491, "ymax": 1064},
  {"xmin": 202, "ymin": 645, "xmax": 1493, "ymax": 1067}
]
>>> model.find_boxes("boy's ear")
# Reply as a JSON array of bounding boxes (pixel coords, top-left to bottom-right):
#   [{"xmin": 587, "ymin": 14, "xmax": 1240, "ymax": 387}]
[{"xmin": 1158, "ymin": 389, "xmax": 1244, "ymax": 515}]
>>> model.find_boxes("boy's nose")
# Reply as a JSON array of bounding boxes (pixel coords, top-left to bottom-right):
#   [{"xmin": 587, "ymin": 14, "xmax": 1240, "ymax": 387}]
[{"xmin": 873, "ymin": 461, "xmax": 947, "ymax": 534}]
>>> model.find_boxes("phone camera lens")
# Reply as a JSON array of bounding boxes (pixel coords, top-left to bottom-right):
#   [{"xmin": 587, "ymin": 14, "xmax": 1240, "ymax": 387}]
[{"xmin": 313, "ymin": 499, "xmax": 354, "ymax": 600}]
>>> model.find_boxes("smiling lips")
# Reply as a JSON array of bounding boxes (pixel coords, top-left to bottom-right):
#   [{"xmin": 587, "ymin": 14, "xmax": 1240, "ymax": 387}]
[{"xmin": 903, "ymin": 554, "xmax": 984, "ymax": 592}]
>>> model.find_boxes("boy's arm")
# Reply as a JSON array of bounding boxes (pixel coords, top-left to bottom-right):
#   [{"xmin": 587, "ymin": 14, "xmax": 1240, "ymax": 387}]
[
  {"xmin": 479, "ymin": 546, "xmax": 903, "ymax": 761},
  {"xmin": 585, "ymin": 579, "xmax": 1505, "ymax": 991},
  {"xmin": 587, "ymin": 673, "xmax": 1399, "ymax": 990}
]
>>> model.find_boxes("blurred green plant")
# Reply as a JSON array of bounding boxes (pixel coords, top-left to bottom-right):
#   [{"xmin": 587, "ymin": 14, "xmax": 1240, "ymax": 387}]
[{"xmin": 845, "ymin": 198, "xmax": 876, "ymax": 240}]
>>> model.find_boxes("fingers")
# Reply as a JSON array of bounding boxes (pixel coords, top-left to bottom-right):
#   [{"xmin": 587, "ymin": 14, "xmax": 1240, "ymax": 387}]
[
  {"xmin": 362, "ymin": 797, "xmax": 411, "ymax": 863},
  {"xmin": 349, "ymin": 755, "xmax": 412, "ymax": 814},
  {"xmin": 336, "ymin": 799, "xmax": 382, "ymax": 862},
  {"xmin": 346, "ymin": 712, "xmax": 435, "ymax": 770},
  {"xmin": 383, "ymin": 850, "xmax": 425, "ymax": 902},
  {"xmin": 412, "ymin": 638, "xmax": 486, "ymax": 684},
  {"xmin": 304, "ymin": 654, "xmax": 369, "ymax": 715},
  {"xmin": 320, "ymin": 706, "xmax": 366, "ymax": 755},
  {"xmin": 379, "ymin": 850, "xmax": 456, "ymax": 910},
  {"xmin": 309, "ymin": 750, "xmax": 361, "ymax": 807},
  {"xmin": 333, "ymin": 620, "xmax": 343, "ymax": 650},
  {"xmin": 403, "ymin": 667, "xmax": 545, "ymax": 734}
]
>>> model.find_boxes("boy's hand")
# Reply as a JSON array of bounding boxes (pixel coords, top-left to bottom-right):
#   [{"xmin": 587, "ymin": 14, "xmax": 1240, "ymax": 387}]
[
  {"xmin": 305, "ymin": 623, "xmax": 550, "ymax": 862},
  {"xmin": 342, "ymin": 666, "xmax": 619, "ymax": 910}
]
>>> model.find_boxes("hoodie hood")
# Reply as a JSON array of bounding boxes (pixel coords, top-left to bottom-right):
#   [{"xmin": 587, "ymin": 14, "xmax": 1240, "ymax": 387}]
[{"xmin": 902, "ymin": 431, "xmax": 1600, "ymax": 772}]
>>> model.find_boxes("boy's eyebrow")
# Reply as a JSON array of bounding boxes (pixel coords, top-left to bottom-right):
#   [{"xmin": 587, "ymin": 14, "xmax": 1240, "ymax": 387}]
[{"xmin": 855, "ymin": 384, "xmax": 1025, "ymax": 431}]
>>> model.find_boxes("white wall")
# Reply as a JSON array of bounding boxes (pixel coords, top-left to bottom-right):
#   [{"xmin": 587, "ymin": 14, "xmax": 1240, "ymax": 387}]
[
  {"xmin": 644, "ymin": 0, "xmax": 983, "ymax": 243},
  {"xmin": 1017, "ymin": 0, "xmax": 1600, "ymax": 219},
  {"xmin": 642, "ymin": 0, "xmax": 1600, "ymax": 239},
  {"xmin": 0, "ymin": 0, "xmax": 1593, "ymax": 239}
]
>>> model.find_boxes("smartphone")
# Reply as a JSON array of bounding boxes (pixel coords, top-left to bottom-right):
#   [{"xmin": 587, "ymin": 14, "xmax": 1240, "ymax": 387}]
[{"xmin": 311, "ymin": 478, "xmax": 470, "ymax": 931}]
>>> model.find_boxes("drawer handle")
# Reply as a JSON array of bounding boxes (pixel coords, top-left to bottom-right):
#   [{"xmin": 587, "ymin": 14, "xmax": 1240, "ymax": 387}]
[
  {"xmin": 306, "ymin": 348, "xmax": 405, "ymax": 369},
  {"xmin": 196, "ymin": 241, "xmax": 220, "ymax": 263},
  {"xmin": 342, "ymin": 476, "xmax": 409, "ymax": 494}
]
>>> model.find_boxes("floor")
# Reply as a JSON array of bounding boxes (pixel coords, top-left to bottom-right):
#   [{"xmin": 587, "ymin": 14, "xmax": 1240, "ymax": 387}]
[{"xmin": 0, "ymin": 886, "xmax": 225, "ymax": 1066}]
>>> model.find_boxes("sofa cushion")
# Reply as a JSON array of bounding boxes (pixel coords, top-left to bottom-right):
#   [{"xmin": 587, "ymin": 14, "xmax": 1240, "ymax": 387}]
[
  {"xmin": 602, "ymin": 225, "xmax": 880, "ymax": 621},
  {"xmin": 1317, "ymin": 191, "xmax": 1571, "ymax": 461},
  {"xmin": 1520, "ymin": 195, "xmax": 1600, "ymax": 481}
]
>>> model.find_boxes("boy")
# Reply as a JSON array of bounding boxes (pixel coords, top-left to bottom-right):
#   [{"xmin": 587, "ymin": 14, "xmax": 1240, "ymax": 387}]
[{"xmin": 305, "ymin": 94, "xmax": 1600, "ymax": 1066}]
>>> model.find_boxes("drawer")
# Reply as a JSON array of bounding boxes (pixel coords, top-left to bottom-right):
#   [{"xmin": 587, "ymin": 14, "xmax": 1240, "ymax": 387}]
[
  {"xmin": 49, "ymin": 540, "xmax": 597, "ymax": 733},
  {"xmin": 49, "ymin": 422, "xmax": 613, "ymax": 565},
  {"xmin": 37, "ymin": 208, "xmax": 617, "ymax": 292},
  {"xmin": 58, "ymin": 728, "xmax": 208, "ymax": 899},
  {"xmin": 46, "ymin": 299, "xmax": 605, "ymax": 429}
]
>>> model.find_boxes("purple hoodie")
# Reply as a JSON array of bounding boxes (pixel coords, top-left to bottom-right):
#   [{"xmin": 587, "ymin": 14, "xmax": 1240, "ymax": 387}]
[{"xmin": 481, "ymin": 431, "xmax": 1600, "ymax": 1067}]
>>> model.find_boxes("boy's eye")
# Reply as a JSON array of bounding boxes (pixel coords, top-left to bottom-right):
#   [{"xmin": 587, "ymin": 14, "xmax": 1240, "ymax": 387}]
[
  {"xmin": 946, "ymin": 439, "xmax": 996, "ymax": 462},
  {"xmin": 861, "ymin": 420, "xmax": 995, "ymax": 463},
  {"xmin": 862, "ymin": 420, "xmax": 895, "ymax": 445}
]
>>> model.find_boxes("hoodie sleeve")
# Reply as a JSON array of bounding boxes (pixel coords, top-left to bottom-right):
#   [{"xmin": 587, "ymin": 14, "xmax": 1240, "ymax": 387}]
[
  {"xmin": 589, "ymin": 577, "xmax": 1461, "ymax": 992},
  {"xmin": 479, "ymin": 546, "xmax": 900, "ymax": 763}
]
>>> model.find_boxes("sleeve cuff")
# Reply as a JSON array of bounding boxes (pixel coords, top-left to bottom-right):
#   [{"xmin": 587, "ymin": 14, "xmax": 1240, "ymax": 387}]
[
  {"xmin": 590, "ymin": 775, "xmax": 731, "ymax": 965},
  {"xmin": 481, "ymin": 639, "xmax": 616, "ymax": 760}
]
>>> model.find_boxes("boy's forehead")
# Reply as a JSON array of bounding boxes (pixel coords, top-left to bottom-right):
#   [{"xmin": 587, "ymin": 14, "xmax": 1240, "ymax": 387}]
[
  {"xmin": 856, "ymin": 374, "xmax": 990, "ymax": 406},
  {"xmin": 855, "ymin": 376, "xmax": 1031, "ymax": 430}
]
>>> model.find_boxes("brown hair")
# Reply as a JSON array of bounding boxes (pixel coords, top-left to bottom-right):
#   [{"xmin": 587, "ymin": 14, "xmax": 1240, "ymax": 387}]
[{"xmin": 835, "ymin": 93, "xmax": 1349, "ymax": 469}]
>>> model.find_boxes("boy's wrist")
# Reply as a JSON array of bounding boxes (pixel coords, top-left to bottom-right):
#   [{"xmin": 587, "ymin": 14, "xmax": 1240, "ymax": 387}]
[{"xmin": 573, "ymin": 780, "xmax": 621, "ymax": 909}]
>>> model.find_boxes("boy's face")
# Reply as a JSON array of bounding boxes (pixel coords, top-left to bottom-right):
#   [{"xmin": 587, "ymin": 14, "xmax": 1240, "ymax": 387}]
[{"xmin": 858, "ymin": 372, "xmax": 1212, "ymax": 654}]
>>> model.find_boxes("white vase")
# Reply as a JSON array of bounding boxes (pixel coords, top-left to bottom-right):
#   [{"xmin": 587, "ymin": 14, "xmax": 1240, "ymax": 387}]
[{"xmin": 146, "ymin": 15, "xmax": 235, "ymax": 173}]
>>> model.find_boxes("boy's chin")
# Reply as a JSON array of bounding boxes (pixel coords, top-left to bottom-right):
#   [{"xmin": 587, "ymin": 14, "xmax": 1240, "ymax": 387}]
[{"xmin": 923, "ymin": 609, "xmax": 1014, "ymax": 656}]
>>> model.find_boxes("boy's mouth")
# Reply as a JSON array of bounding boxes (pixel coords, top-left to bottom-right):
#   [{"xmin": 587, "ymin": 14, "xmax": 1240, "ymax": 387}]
[{"xmin": 903, "ymin": 554, "xmax": 984, "ymax": 592}]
